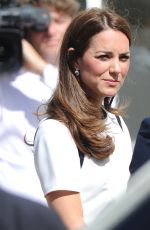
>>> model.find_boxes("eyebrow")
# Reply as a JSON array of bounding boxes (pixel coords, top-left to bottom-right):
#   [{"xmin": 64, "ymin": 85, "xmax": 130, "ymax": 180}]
[
  {"xmin": 119, "ymin": 52, "xmax": 130, "ymax": 56},
  {"xmin": 95, "ymin": 51, "xmax": 130, "ymax": 55}
]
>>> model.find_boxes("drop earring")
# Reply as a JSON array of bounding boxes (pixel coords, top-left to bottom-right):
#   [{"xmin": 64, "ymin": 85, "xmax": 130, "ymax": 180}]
[{"xmin": 74, "ymin": 69, "xmax": 80, "ymax": 77}]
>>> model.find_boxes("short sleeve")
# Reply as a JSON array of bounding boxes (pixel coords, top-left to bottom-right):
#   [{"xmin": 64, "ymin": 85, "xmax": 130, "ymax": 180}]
[
  {"xmin": 34, "ymin": 119, "xmax": 81, "ymax": 195},
  {"xmin": 42, "ymin": 64, "xmax": 58, "ymax": 90}
]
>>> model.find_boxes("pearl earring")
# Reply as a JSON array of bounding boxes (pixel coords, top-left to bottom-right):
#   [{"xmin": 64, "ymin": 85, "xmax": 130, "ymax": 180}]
[{"xmin": 74, "ymin": 69, "xmax": 80, "ymax": 77}]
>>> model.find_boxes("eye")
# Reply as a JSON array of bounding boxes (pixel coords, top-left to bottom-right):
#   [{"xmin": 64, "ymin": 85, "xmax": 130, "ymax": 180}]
[
  {"xmin": 119, "ymin": 54, "xmax": 130, "ymax": 62},
  {"xmin": 55, "ymin": 17, "xmax": 68, "ymax": 24},
  {"xmin": 96, "ymin": 54, "xmax": 110, "ymax": 61}
]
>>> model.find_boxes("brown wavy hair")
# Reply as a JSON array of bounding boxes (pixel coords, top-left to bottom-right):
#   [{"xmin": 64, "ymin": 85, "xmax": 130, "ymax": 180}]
[{"xmin": 42, "ymin": 8, "xmax": 132, "ymax": 160}]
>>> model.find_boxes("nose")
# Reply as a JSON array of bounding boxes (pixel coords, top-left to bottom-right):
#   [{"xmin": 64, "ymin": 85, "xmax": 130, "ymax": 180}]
[
  {"xmin": 46, "ymin": 21, "xmax": 56, "ymax": 35},
  {"xmin": 109, "ymin": 59, "xmax": 121, "ymax": 76}
]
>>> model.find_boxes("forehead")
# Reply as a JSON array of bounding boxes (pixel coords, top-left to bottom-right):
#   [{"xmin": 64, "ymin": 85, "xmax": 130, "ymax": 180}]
[
  {"xmin": 40, "ymin": 4, "xmax": 72, "ymax": 20},
  {"xmin": 88, "ymin": 29, "xmax": 129, "ymax": 51},
  {"xmin": 39, "ymin": 4, "xmax": 69, "ymax": 15}
]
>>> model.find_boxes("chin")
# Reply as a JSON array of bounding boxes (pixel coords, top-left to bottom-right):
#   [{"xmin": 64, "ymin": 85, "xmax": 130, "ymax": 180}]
[
  {"xmin": 106, "ymin": 90, "xmax": 118, "ymax": 97},
  {"xmin": 104, "ymin": 93, "xmax": 117, "ymax": 98}
]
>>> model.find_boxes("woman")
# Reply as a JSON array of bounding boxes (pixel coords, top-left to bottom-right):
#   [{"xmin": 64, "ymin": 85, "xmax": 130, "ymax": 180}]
[{"xmin": 34, "ymin": 8, "xmax": 133, "ymax": 230}]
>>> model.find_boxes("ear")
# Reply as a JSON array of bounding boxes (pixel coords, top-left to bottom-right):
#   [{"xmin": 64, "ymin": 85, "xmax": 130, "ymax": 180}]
[
  {"xmin": 67, "ymin": 47, "xmax": 79, "ymax": 69},
  {"xmin": 68, "ymin": 47, "xmax": 75, "ymax": 53},
  {"xmin": 67, "ymin": 47, "xmax": 75, "ymax": 63}
]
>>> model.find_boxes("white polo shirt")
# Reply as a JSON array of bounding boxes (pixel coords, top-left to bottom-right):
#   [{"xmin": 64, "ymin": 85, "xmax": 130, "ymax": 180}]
[
  {"xmin": 0, "ymin": 65, "xmax": 58, "ymax": 205},
  {"xmin": 34, "ymin": 112, "xmax": 133, "ymax": 224}
]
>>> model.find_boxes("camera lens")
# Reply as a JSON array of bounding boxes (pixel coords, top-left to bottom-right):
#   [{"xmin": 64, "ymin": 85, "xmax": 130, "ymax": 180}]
[
  {"xmin": 0, "ymin": 39, "xmax": 13, "ymax": 62},
  {"xmin": 0, "ymin": 29, "xmax": 22, "ymax": 73}
]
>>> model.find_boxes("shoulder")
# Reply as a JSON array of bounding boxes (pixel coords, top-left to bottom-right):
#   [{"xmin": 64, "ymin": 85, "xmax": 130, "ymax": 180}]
[
  {"xmin": 106, "ymin": 111, "xmax": 127, "ymax": 130},
  {"xmin": 129, "ymin": 117, "xmax": 150, "ymax": 174},
  {"xmin": 141, "ymin": 117, "xmax": 150, "ymax": 128},
  {"xmin": 35, "ymin": 119, "xmax": 75, "ymax": 146},
  {"xmin": 37, "ymin": 119, "xmax": 69, "ymax": 134},
  {"xmin": 137, "ymin": 117, "xmax": 150, "ymax": 138},
  {"xmin": 106, "ymin": 112, "xmax": 132, "ymax": 148},
  {"xmin": 42, "ymin": 64, "xmax": 58, "ymax": 89}
]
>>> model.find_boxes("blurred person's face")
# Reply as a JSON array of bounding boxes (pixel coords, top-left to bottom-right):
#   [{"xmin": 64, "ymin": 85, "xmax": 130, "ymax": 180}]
[{"xmin": 28, "ymin": 5, "xmax": 72, "ymax": 66}]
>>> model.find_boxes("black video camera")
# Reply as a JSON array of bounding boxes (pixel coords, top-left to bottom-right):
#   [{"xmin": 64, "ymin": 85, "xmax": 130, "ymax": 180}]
[{"xmin": 0, "ymin": 0, "xmax": 51, "ymax": 73}]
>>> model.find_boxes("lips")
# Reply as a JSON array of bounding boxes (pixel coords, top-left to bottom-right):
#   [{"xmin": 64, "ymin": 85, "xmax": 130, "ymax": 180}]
[
  {"xmin": 103, "ymin": 79, "xmax": 119, "ymax": 82},
  {"xmin": 44, "ymin": 38, "xmax": 60, "ymax": 46},
  {"xmin": 103, "ymin": 79, "xmax": 120, "ymax": 87},
  {"xmin": 46, "ymin": 41, "xmax": 59, "ymax": 46}
]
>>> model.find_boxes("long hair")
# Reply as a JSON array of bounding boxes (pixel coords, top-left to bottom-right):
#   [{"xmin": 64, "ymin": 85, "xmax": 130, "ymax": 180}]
[{"xmin": 44, "ymin": 8, "xmax": 132, "ymax": 159}]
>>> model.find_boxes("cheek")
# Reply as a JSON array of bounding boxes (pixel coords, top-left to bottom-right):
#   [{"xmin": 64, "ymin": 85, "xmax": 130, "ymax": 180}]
[
  {"xmin": 122, "ymin": 63, "xmax": 130, "ymax": 78},
  {"xmin": 59, "ymin": 21, "xmax": 71, "ymax": 33},
  {"xmin": 30, "ymin": 33, "xmax": 44, "ymax": 46},
  {"xmin": 80, "ymin": 58, "xmax": 106, "ymax": 76},
  {"xmin": 119, "ymin": 64, "xmax": 130, "ymax": 88}
]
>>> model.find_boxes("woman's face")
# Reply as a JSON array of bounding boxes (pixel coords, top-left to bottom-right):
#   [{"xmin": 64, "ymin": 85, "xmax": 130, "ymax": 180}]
[{"xmin": 77, "ymin": 29, "xmax": 130, "ymax": 103}]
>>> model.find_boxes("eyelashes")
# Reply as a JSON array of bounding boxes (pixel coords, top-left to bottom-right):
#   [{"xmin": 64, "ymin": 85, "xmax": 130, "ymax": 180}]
[{"xmin": 95, "ymin": 54, "xmax": 130, "ymax": 62}]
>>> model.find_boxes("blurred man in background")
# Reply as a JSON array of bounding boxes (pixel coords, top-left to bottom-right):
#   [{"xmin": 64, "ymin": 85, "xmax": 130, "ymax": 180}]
[
  {"xmin": 22, "ymin": 0, "xmax": 81, "ymax": 88},
  {"xmin": 0, "ymin": 0, "xmax": 80, "ymax": 205}
]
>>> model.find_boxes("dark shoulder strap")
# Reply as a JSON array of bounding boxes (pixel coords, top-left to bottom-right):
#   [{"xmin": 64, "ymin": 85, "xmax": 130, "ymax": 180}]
[
  {"xmin": 78, "ymin": 115, "xmax": 123, "ymax": 168},
  {"xmin": 78, "ymin": 149, "xmax": 84, "ymax": 168},
  {"xmin": 116, "ymin": 115, "xmax": 123, "ymax": 130}
]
